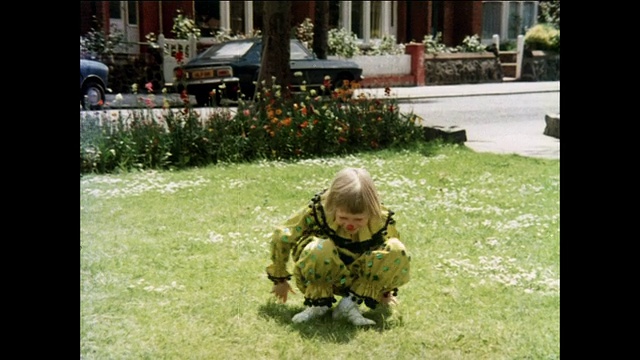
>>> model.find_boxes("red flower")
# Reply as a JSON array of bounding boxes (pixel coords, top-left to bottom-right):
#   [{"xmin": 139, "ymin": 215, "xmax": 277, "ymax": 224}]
[
  {"xmin": 175, "ymin": 51, "xmax": 184, "ymax": 63},
  {"xmin": 180, "ymin": 90, "xmax": 189, "ymax": 103},
  {"xmin": 338, "ymin": 137, "xmax": 347, "ymax": 144}
]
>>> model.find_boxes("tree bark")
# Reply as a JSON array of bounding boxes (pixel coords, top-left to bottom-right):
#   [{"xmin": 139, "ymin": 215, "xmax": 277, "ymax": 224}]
[
  {"xmin": 257, "ymin": 1, "xmax": 292, "ymax": 98},
  {"xmin": 313, "ymin": 1, "xmax": 329, "ymax": 59}
]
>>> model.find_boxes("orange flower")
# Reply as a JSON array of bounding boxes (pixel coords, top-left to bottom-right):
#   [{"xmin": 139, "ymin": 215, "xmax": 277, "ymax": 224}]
[
  {"xmin": 281, "ymin": 117, "xmax": 292, "ymax": 127},
  {"xmin": 299, "ymin": 120, "xmax": 309, "ymax": 129},
  {"xmin": 301, "ymin": 107, "xmax": 308, "ymax": 116},
  {"xmin": 276, "ymin": 108, "xmax": 283, "ymax": 116}
]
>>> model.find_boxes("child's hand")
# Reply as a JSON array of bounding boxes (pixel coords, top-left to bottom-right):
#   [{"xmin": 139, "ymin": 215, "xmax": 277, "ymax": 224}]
[{"xmin": 271, "ymin": 281, "xmax": 295, "ymax": 303}]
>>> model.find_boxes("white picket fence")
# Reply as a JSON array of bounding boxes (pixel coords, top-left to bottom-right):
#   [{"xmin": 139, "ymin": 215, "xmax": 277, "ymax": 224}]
[{"xmin": 157, "ymin": 34, "xmax": 198, "ymax": 87}]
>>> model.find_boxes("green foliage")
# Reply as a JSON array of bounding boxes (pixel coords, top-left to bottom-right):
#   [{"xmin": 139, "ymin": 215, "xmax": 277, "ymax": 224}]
[
  {"xmin": 80, "ymin": 25, "xmax": 125, "ymax": 59},
  {"xmin": 365, "ymin": 34, "xmax": 405, "ymax": 55},
  {"xmin": 172, "ymin": 10, "xmax": 201, "ymax": 40},
  {"xmin": 328, "ymin": 27, "xmax": 361, "ymax": 58},
  {"xmin": 80, "ymin": 81, "xmax": 425, "ymax": 174},
  {"xmin": 423, "ymin": 33, "xmax": 488, "ymax": 54},
  {"xmin": 295, "ymin": 18, "xmax": 314, "ymax": 49},
  {"xmin": 455, "ymin": 34, "xmax": 487, "ymax": 53},
  {"xmin": 524, "ymin": 24, "xmax": 560, "ymax": 52},
  {"xmin": 422, "ymin": 32, "xmax": 449, "ymax": 54},
  {"xmin": 538, "ymin": 0, "xmax": 560, "ymax": 29}
]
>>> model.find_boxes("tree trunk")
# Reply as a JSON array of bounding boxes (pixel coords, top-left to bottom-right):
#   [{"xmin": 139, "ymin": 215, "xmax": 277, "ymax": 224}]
[
  {"xmin": 313, "ymin": 1, "xmax": 329, "ymax": 59},
  {"xmin": 257, "ymin": 1, "xmax": 292, "ymax": 98}
]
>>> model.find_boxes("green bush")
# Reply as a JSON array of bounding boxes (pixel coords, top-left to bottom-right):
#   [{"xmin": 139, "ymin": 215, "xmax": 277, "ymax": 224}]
[
  {"xmin": 423, "ymin": 33, "xmax": 488, "ymax": 54},
  {"xmin": 328, "ymin": 28, "xmax": 361, "ymax": 58},
  {"xmin": 524, "ymin": 24, "xmax": 560, "ymax": 52},
  {"xmin": 455, "ymin": 34, "xmax": 487, "ymax": 53},
  {"xmin": 80, "ymin": 81, "xmax": 425, "ymax": 174}
]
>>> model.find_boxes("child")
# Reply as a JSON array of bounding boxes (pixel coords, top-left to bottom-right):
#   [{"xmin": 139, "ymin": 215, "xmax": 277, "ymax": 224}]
[{"xmin": 266, "ymin": 167, "xmax": 411, "ymax": 325}]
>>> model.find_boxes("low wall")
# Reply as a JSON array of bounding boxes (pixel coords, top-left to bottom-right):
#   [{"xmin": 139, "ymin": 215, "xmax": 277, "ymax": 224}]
[
  {"xmin": 423, "ymin": 52, "xmax": 503, "ymax": 85},
  {"xmin": 521, "ymin": 50, "xmax": 560, "ymax": 82}
]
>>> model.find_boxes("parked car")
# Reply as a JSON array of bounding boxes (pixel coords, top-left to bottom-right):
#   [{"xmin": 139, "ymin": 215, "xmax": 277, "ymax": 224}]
[
  {"xmin": 80, "ymin": 59, "xmax": 109, "ymax": 110},
  {"xmin": 174, "ymin": 38, "xmax": 363, "ymax": 106}
]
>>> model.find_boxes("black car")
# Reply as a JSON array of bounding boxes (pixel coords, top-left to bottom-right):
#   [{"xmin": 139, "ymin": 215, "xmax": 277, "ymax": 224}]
[{"xmin": 174, "ymin": 38, "xmax": 363, "ymax": 106}]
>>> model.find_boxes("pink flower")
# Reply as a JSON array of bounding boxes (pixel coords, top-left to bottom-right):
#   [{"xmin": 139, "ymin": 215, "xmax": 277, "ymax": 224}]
[
  {"xmin": 145, "ymin": 82, "xmax": 153, "ymax": 93},
  {"xmin": 243, "ymin": 109, "xmax": 251, "ymax": 116}
]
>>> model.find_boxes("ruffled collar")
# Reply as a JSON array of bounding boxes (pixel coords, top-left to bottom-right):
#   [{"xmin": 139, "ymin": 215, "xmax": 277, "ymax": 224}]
[{"xmin": 310, "ymin": 190, "xmax": 391, "ymax": 243}]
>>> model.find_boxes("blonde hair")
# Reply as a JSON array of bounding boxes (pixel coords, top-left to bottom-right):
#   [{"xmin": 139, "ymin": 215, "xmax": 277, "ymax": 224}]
[{"xmin": 323, "ymin": 167, "xmax": 382, "ymax": 220}]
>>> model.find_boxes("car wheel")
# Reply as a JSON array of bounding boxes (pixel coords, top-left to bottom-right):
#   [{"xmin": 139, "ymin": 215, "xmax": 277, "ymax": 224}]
[{"xmin": 82, "ymin": 80, "xmax": 105, "ymax": 110}]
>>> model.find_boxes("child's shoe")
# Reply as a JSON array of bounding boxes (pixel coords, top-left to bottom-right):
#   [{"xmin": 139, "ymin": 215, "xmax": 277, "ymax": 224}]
[
  {"xmin": 291, "ymin": 306, "xmax": 330, "ymax": 323},
  {"xmin": 332, "ymin": 296, "xmax": 376, "ymax": 326}
]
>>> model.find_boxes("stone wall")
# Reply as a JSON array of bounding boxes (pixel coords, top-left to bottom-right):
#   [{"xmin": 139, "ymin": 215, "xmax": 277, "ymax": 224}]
[
  {"xmin": 520, "ymin": 50, "xmax": 560, "ymax": 82},
  {"xmin": 424, "ymin": 52, "xmax": 503, "ymax": 85}
]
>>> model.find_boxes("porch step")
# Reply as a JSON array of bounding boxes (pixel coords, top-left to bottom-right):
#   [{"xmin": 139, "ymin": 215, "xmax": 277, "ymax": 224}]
[{"xmin": 501, "ymin": 63, "xmax": 517, "ymax": 78}]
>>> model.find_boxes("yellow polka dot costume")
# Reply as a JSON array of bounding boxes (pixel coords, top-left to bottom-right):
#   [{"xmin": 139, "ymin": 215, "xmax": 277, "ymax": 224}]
[{"xmin": 266, "ymin": 190, "xmax": 411, "ymax": 309}]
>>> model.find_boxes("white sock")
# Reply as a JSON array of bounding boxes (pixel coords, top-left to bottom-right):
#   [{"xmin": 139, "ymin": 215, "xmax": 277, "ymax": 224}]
[
  {"xmin": 291, "ymin": 306, "xmax": 330, "ymax": 323},
  {"xmin": 333, "ymin": 296, "xmax": 376, "ymax": 326}
]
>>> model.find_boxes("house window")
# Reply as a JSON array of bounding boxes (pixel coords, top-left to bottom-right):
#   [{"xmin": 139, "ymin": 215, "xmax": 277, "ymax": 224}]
[
  {"xmin": 482, "ymin": 1, "xmax": 538, "ymax": 43},
  {"xmin": 351, "ymin": 1, "xmax": 364, "ymax": 39},
  {"xmin": 230, "ymin": 1, "xmax": 246, "ymax": 35},
  {"xmin": 371, "ymin": 1, "xmax": 382, "ymax": 39},
  {"xmin": 342, "ymin": 1, "xmax": 396, "ymax": 44},
  {"xmin": 195, "ymin": 0, "xmax": 221, "ymax": 37}
]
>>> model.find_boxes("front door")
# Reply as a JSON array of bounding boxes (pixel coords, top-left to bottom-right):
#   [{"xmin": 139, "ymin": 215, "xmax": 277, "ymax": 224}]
[{"xmin": 109, "ymin": 1, "xmax": 139, "ymax": 54}]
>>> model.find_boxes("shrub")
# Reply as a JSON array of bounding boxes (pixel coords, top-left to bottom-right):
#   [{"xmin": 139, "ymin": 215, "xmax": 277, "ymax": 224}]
[
  {"xmin": 171, "ymin": 10, "xmax": 201, "ymax": 40},
  {"xmin": 328, "ymin": 28, "xmax": 361, "ymax": 58},
  {"xmin": 422, "ymin": 32, "xmax": 450, "ymax": 54},
  {"xmin": 455, "ymin": 34, "xmax": 487, "ymax": 53},
  {"xmin": 80, "ymin": 25, "xmax": 125, "ymax": 60},
  {"xmin": 365, "ymin": 34, "xmax": 405, "ymax": 55},
  {"xmin": 524, "ymin": 24, "xmax": 560, "ymax": 52},
  {"xmin": 80, "ymin": 81, "xmax": 425, "ymax": 174},
  {"xmin": 295, "ymin": 18, "xmax": 314, "ymax": 50}
]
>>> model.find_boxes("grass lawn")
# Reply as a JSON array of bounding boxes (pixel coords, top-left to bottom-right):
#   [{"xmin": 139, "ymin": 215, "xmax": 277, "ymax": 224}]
[{"xmin": 80, "ymin": 142, "xmax": 559, "ymax": 359}]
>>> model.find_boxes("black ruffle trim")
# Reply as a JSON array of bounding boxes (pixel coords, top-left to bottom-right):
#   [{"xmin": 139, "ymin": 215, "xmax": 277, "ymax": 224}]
[
  {"xmin": 267, "ymin": 274, "xmax": 292, "ymax": 285},
  {"xmin": 303, "ymin": 296, "xmax": 337, "ymax": 308},
  {"xmin": 350, "ymin": 288, "xmax": 399, "ymax": 310}
]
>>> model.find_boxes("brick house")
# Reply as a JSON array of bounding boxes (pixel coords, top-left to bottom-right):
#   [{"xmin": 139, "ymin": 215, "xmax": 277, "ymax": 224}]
[{"xmin": 80, "ymin": 1, "xmax": 539, "ymax": 53}]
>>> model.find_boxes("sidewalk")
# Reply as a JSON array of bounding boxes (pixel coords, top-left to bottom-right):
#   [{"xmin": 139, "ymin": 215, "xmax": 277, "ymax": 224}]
[
  {"xmin": 104, "ymin": 81, "xmax": 560, "ymax": 108},
  {"xmin": 353, "ymin": 80, "xmax": 559, "ymax": 101}
]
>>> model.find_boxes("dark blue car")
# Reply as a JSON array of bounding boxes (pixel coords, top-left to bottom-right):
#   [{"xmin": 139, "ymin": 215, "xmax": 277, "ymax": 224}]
[
  {"xmin": 174, "ymin": 38, "xmax": 363, "ymax": 106},
  {"xmin": 80, "ymin": 59, "xmax": 109, "ymax": 110}
]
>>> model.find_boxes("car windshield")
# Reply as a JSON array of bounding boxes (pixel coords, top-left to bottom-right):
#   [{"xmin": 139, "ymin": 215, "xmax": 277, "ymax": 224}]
[
  {"xmin": 290, "ymin": 41, "xmax": 313, "ymax": 60},
  {"xmin": 200, "ymin": 42, "xmax": 254, "ymax": 59}
]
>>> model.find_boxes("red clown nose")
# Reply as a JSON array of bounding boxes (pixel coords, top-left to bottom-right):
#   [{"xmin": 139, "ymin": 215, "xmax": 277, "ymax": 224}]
[{"xmin": 346, "ymin": 224, "xmax": 354, "ymax": 231}]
